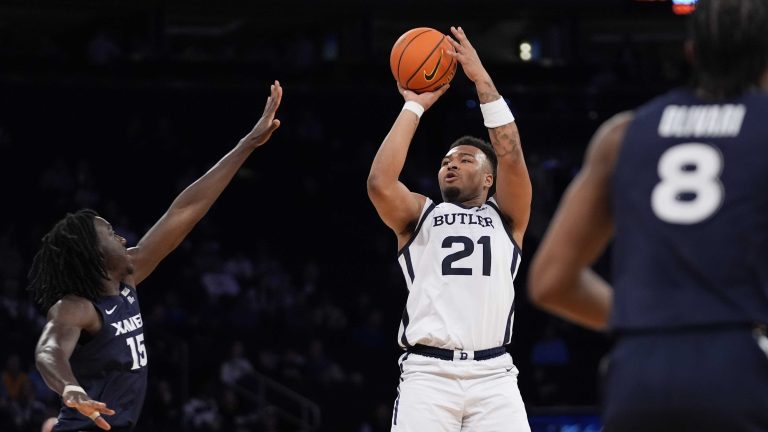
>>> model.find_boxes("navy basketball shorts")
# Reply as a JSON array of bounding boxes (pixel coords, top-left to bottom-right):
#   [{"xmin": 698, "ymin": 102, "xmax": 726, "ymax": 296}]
[{"xmin": 602, "ymin": 325, "xmax": 768, "ymax": 432}]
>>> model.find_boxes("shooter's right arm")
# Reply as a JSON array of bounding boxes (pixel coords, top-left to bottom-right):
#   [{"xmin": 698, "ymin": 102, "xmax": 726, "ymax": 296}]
[
  {"xmin": 367, "ymin": 85, "xmax": 450, "ymax": 247},
  {"xmin": 367, "ymin": 106, "xmax": 427, "ymax": 240}
]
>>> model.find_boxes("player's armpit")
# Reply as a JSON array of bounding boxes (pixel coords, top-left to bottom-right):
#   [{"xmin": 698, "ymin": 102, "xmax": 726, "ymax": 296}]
[
  {"xmin": 46, "ymin": 296, "xmax": 102, "ymax": 337},
  {"xmin": 367, "ymin": 182, "xmax": 426, "ymax": 247}
]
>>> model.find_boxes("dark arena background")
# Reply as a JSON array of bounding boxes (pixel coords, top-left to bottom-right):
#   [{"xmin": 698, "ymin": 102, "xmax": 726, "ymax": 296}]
[{"xmin": 0, "ymin": 1, "xmax": 693, "ymax": 431}]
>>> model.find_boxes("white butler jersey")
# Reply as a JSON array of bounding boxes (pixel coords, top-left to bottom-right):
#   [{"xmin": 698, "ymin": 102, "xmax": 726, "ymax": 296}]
[{"xmin": 397, "ymin": 197, "xmax": 522, "ymax": 351}]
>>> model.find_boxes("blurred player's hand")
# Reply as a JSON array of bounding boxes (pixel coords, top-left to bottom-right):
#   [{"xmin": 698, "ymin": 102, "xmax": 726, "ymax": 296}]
[
  {"xmin": 398, "ymin": 83, "xmax": 449, "ymax": 112},
  {"xmin": 242, "ymin": 80, "xmax": 283, "ymax": 148},
  {"xmin": 63, "ymin": 390, "xmax": 116, "ymax": 430},
  {"xmin": 447, "ymin": 26, "xmax": 490, "ymax": 84}
]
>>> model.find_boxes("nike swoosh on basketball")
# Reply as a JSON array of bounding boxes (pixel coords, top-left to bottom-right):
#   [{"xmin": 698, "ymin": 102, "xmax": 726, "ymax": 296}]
[
  {"xmin": 423, "ymin": 50, "xmax": 443, "ymax": 81},
  {"xmin": 105, "ymin": 305, "xmax": 117, "ymax": 315}
]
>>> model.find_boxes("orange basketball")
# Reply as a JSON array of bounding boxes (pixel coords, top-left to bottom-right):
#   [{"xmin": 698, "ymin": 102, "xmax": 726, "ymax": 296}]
[{"xmin": 390, "ymin": 27, "xmax": 457, "ymax": 94}]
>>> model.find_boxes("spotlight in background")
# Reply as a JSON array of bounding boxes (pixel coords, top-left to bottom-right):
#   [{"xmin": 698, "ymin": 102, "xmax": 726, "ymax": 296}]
[
  {"xmin": 672, "ymin": 0, "xmax": 697, "ymax": 15},
  {"xmin": 633, "ymin": 0, "xmax": 697, "ymax": 15}
]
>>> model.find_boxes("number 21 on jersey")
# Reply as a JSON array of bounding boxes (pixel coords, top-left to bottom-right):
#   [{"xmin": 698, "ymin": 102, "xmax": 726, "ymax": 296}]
[{"xmin": 442, "ymin": 235, "xmax": 491, "ymax": 276}]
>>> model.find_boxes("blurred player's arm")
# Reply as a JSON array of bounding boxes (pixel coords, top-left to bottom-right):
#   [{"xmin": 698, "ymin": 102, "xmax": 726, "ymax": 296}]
[
  {"xmin": 367, "ymin": 84, "xmax": 449, "ymax": 248},
  {"xmin": 35, "ymin": 296, "xmax": 116, "ymax": 429},
  {"xmin": 528, "ymin": 111, "xmax": 633, "ymax": 331},
  {"xmin": 127, "ymin": 81, "xmax": 283, "ymax": 286},
  {"xmin": 448, "ymin": 26, "xmax": 532, "ymax": 247}
]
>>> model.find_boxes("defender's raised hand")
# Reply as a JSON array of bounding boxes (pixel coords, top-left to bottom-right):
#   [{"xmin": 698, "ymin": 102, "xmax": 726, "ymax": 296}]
[
  {"xmin": 447, "ymin": 26, "xmax": 490, "ymax": 84},
  {"xmin": 242, "ymin": 80, "xmax": 283, "ymax": 148}
]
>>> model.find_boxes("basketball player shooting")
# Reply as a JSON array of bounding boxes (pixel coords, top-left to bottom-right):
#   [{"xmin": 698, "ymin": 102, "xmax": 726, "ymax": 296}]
[
  {"xmin": 367, "ymin": 27, "xmax": 532, "ymax": 431},
  {"xmin": 28, "ymin": 81, "xmax": 282, "ymax": 432}
]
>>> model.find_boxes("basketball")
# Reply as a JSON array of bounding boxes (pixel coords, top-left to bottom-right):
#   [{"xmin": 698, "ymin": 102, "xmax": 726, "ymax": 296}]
[{"xmin": 390, "ymin": 27, "xmax": 457, "ymax": 94}]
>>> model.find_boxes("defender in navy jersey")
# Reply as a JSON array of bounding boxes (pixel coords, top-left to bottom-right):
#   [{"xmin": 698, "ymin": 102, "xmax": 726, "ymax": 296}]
[
  {"xmin": 529, "ymin": 1, "xmax": 768, "ymax": 430},
  {"xmin": 368, "ymin": 27, "xmax": 532, "ymax": 431},
  {"xmin": 27, "ymin": 81, "xmax": 283, "ymax": 431},
  {"xmin": 53, "ymin": 283, "xmax": 147, "ymax": 432}
]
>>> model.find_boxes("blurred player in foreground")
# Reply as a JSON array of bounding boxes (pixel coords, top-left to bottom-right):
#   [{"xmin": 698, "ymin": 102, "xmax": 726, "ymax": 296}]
[{"xmin": 529, "ymin": 1, "xmax": 768, "ymax": 430}]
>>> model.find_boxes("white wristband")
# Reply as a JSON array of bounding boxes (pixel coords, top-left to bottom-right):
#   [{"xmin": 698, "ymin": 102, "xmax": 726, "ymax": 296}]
[
  {"xmin": 402, "ymin": 101, "xmax": 425, "ymax": 119},
  {"xmin": 62, "ymin": 385, "xmax": 86, "ymax": 396},
  {"xmin": 480, "ymin": 97, "xmax": 515, "ymax": 128}
]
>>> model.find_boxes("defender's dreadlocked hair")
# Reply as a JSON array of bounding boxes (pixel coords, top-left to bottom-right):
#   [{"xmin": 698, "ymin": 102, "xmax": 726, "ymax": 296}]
[
  {"xmin": 691, "ymin": 0, "xmax": 768, "ymax": 98},
  {"xmin": 449, "ymin": 135, "xmax": 498, "ymax": 197},
  {"xmin": 27, "ymin": 209, "xmax": 108, "ymax": 312}
]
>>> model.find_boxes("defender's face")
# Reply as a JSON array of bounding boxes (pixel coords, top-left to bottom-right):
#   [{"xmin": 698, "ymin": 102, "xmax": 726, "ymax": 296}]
[
  {"xmin": 94, "ymin": 217, "xmax": 133, "ymax": 276},
  {"xmin": 438, "ymin": 145, "xmax": 493, "ymax": 202}
]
